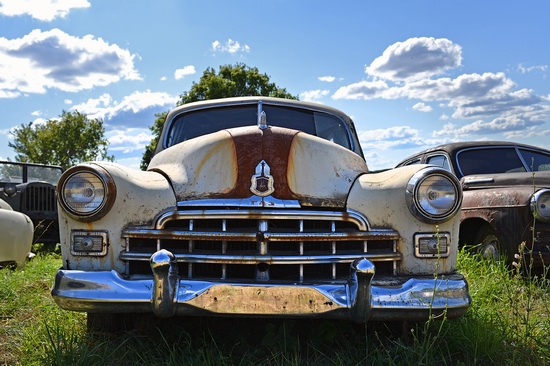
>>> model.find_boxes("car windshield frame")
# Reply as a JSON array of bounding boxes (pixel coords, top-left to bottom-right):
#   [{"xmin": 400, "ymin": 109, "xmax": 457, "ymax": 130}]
[
  {"xmin": 0, "ymin": 161, "xmax": 63, "ymax": 185},
  {"xmin": 164, "ymin": 103, "xmax": 355, "ymax": 152}
]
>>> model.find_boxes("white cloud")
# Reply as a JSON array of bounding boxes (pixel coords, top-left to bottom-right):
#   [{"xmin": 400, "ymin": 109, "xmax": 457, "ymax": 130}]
[
  {"xmin": 517, "ymin": 63, "xmax": 548, "ymax": 74},
  {"xmin": 318, "ymin": 76, "xmax": 336, "ymax": 83},
  {"xmin": 433, "ymin": 113, "xmax": 547, "ymax": 138},
  {"xmin": 0, "ymin": 90, "xmax": 20, "ymax": 99},
  {"xmin": 0, "ymin": 0, "xmax": 90, "ymax": 21},
  {"xmin": 107, "ymin": 129, "xmax": 152, "ymax": 154},
  {"xmin": 114, "ymin": 156, "xmax": 142, "ymax": 170},
  {"xmin": 332, "ymin": 37, "xmax": 550, "ymax": 143},
  {"xmin": 300, "ymin": 89, "xmax": 329, "ymax": 102},
  {"xmin": 366, "ymin": 37, "xmax": 462, "ymax": 82},
  {"xmin": 412, "ymin": 102, "xmax": 432, "ymax": 112},
  {"xmin": 332, "ymin": 80, "xmax": 388, "ymax": 100},
  {"xmin": 71, "ymin": 90, "xmax": 178, "ymax": 128},
  {"xmin": 359, "ymin": 126, "xmax": 420, "ymax": 142},
  {"xmin": 211, "ymin": 39, "xmax": 250, "ymax": 54},
  {"xmin": 174, "ymin": 65, "xmax": 196, "ymax": 80},
  {"xmin": 0, "ymin": 29, "xmax": 140, "ymax": 95}
]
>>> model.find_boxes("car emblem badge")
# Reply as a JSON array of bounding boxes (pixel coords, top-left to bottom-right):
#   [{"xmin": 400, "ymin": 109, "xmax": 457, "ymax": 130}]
[{"xmin": 250, "ymin": 160, "xmax": 275, "ymax": 197}]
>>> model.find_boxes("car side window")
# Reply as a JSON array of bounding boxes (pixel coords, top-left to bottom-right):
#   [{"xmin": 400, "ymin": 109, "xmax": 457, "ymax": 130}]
[
  {"xmin": 518, "ymin": 149, "xmax": 550, "ymax": 171},
  {"xmin": 457, "ymin": 148, "xmax": 526, "ymax": 176},
  {"xmin": 426, "ymin": 155, "xmax": 450, "ymax": 171}
]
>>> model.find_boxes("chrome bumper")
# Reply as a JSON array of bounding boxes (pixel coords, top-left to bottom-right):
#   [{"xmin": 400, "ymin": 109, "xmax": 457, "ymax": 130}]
[{"xmin": 52, "ymin": 250, "xmax": 471, "ymax": 322}]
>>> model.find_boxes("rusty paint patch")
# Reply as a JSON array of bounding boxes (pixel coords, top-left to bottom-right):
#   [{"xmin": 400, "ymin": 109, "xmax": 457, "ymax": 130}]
[
  {"xmin": 187, "ymin": 285, "xmax": 338, "ymax": 314},
  {"xmin": 226, "ymin": 127, "xmax": 298, "ymax": 199}
]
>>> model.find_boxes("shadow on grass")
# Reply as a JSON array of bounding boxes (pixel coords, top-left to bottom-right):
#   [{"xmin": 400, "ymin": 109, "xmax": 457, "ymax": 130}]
[{"xmin": 42, "ymin": 314, "xmax": 531, "ymax": 366}]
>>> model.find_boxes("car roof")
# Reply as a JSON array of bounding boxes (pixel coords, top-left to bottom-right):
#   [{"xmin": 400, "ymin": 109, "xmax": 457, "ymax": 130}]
[
  {"xmin": 409, "ymin": 141, "xmax": 549, "ymax": 156},
  {"xmin": 164, "ymin": 96, "xmax": 352, "ymax": 122}
]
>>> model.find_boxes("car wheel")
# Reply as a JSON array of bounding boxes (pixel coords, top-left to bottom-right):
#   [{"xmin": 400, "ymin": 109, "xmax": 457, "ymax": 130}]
[{"xmin": 474, "ymin": 228, "xmax": 500, "ymax": 261}]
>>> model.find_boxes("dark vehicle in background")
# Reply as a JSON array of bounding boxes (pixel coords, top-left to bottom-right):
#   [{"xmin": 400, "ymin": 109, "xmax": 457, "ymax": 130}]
[
  {"xmin": 396, "ymin": 141, "xmax": 550, "ymax": 270},
  {"xmin": 0, "ymin": 161, "xmax": 63, "ymax": 245}
]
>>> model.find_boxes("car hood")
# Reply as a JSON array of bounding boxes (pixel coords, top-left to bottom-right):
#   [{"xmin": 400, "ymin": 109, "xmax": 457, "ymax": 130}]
[
  {"xmin": 147, "ymin": 126, "xmax": 368, "ymax": 208},
  {"xmin": 461, "ymin": 171, "xmax": 550, "ymax": 190}
]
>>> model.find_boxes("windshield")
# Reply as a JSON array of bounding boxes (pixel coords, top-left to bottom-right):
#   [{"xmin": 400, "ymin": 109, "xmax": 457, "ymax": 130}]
[
  {"xmin": 0, "ymin": 163, "xmax": 23, "ymax": 183},
  {"xmin": 0, "ymin": 162, "xmax": 63, "ymax": 185},
  {"xmin": 166, "ymin": 104, "xmax": 352, "ymax": 150}
]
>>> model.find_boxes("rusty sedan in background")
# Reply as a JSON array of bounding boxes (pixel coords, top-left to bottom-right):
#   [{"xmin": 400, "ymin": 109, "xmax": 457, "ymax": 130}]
[
  {"xmin": 397, "ymin": 141, "xmax": 550, "ymax": 270},
  {"xmin": 52, "ymin": 97, "xmax": 470, "ymax": 331}
]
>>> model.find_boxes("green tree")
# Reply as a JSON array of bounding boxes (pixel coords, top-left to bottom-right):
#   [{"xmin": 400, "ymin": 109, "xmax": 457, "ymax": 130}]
[
  {"xmin": 9, "ymin": 110, "xmax": 114, "ymax": 169},
  {"xmin": 140, "ymin": 63, "xmax": 298, "ymax": 170}
]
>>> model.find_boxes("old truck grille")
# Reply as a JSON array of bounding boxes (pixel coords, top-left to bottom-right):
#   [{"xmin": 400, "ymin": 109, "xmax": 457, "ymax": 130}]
[
  {"xmin": 21, "ymin": 183, "xmax": 57, "ymax": 216},
  {"xmin": 121, "ymin": 209, "xmax": 400, "ymax": 283}
]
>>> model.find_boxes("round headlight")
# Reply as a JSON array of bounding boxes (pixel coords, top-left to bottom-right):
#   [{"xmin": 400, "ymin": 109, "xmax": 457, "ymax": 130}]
[
  {"xmin": 58, "ymin": 165, "xmax": 115, "ymax": 221},
  {"xmin": 407, "ymin": 167, "xmax": 462, "ymax": 223},
  {"xmin": 531, "ymin": 189, "xmax": 550, "ymax": 222}
]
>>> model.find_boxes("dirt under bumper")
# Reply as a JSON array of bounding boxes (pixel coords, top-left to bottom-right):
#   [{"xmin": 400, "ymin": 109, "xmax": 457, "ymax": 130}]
[{"xmin": 52, "ymin": 250, "xmax": 471, "ymax": 322}]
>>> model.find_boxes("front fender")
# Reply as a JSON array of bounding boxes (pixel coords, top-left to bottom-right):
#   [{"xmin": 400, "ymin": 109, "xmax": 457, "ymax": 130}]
[
  {"xmin": 57, "ymin": 162, "xmax": 176, "ymax": 272},
  {"xmin": 347, "ymin": 165, "xmax": 461, "ymax": 275}
]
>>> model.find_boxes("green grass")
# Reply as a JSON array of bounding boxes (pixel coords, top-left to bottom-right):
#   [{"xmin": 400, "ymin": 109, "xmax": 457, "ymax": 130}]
[{"xmin": 1, "ymin": 251, "xmax": 548, "ymax": 365}]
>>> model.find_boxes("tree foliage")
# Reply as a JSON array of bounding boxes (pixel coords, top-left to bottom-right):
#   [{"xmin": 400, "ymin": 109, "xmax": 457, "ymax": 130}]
[
  {"xmin": 140, "ymin": 63, "xmax": 298, "ymax": 170},
  {"xmin": 9, "ymin": 110, "xmax": 113, "ymax": 169}
]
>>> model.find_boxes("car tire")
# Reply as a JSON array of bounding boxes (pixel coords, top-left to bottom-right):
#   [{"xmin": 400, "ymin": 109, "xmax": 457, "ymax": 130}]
[{"xmin": 474, "ymin": 227, "xmax": 500, "ymax": 261}]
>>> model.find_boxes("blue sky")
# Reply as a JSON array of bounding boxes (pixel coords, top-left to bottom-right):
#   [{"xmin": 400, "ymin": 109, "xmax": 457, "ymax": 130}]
[{"xmin": 1, "ymin": 0, "xmax": 549, "ymax": 171}]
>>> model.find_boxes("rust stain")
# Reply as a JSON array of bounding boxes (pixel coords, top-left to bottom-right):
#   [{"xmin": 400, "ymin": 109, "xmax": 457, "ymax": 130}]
[
  {"xmin": 195, "ymin": 139, "xmax": 237, "ymax": 180},
  {"xmin": 224, "ymin": 127, "xmax": 298, "ymax": 199}
]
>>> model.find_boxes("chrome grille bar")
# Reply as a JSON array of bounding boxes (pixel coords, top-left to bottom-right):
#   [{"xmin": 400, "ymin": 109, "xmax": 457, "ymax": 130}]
[
  {"xmin": 123, "ymin": 229, "xmax": 396, "ymax": 242},
  {"xmin": 123, "ymin": 209, "xmax": 399, "ymax": 281},
  {"xmin": 120, "ymin": 252, "xmax": 401, "ymax": 264}
]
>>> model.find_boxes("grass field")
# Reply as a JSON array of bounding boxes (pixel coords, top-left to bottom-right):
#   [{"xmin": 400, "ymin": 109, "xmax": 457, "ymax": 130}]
[{"xmin": 1, "ymin": 249, "xmax": 548, "ymax": 365}]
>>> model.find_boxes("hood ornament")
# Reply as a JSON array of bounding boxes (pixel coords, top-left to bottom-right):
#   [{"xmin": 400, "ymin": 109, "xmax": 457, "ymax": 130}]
[
  {"xmin": 250, "ymin": 160, "xmax": 274, "ymax": 197},
  {"xmin": 257, "ymin": 101, "xmax": 268, "ymax": 130}
]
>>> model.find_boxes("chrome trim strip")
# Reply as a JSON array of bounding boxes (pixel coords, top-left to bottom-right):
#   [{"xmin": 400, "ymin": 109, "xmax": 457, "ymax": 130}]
[
  {"xmin": 122, "ymin": 229, "xmax": 398, "ymax": 242},
  {"xmin": 462, "ymin": 177, "xmax": 494, "ymax": 185},
  {"xmin": 120, "ymin": 251, "xmax": 402, "ymax": 264},
  {"xmin": 178, "ymin": 195, "xmax": 301, "ymax": 208},
  {"xmin": 154, "ymin": 208, "xmax": 372, "ymax": 231},
  {"xmin": 51, "ymin": 255, "xmax": 471, "ymax": 322}
]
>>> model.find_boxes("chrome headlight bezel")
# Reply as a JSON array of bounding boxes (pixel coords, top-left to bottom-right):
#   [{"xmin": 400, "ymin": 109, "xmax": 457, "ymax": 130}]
[
  {"xmin": 406, "ymin": 167, "xmax": 462, "ymax": 224},
  {"xmin": 531, "ymin": 188, "xmax": 550, "ymax": 222},
  {"xmin": 57, "ymin": 164, "xmax": 116, "ymax": 222}
]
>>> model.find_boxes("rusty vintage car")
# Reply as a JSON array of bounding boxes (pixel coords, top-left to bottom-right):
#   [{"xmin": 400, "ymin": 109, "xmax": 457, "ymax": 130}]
[
  {"xmin": 0, "ymin": 161, "xmax": 63, "ymax": 245},
  {"xmin": 52, "ymin": 97, "xmax": 470, "ymax": 329},
  {"xmin": 396, "ymin": 141, "xmax": 550, "ymax": 270}
]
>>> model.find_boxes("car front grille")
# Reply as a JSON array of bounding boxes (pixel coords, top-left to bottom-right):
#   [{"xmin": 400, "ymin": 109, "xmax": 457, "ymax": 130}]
[
  {"xmin": 121, "ymin": 209, "xmax": 400, "ymax": 283},
  {"xmin": 21, "ymin": 183, "xmax": 57, "ymax": 216}
]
